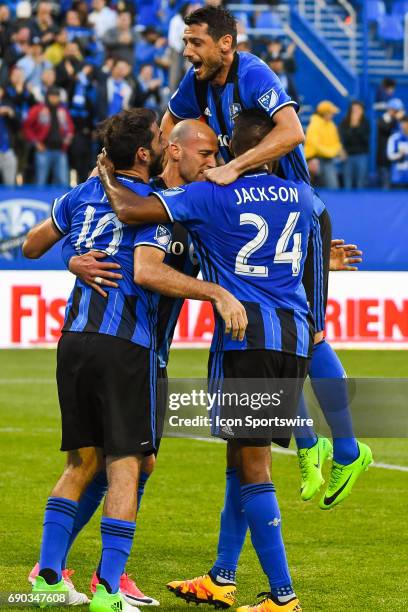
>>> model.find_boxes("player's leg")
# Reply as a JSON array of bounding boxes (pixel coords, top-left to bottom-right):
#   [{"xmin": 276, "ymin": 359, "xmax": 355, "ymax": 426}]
[
  {"xmin": 236, "ymin": 351, "xmax": 307, "ymax": 612},
  {"xmin": 33, "ymin": 446, "xmax": 104, "ymax": 597},
  {"xmin": 89, "ymin": 337, "xmax": 161, "ymax": 612}
]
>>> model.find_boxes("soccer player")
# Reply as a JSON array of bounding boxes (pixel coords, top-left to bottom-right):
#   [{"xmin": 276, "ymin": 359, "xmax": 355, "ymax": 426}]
[
  {"xmin": 97, "ymin": 109, "xmax": 320, "ymax": 612},
  {"xmin": 161, "ymin": 4, "xmax": 372, "ymax": 509},
  {"xmin": 27, "ymin": 119, "xmax": 219, "ymax": 606},
  {"xmin": 23, "ymin": 109, "xmax": 245, "ymax": 612}
]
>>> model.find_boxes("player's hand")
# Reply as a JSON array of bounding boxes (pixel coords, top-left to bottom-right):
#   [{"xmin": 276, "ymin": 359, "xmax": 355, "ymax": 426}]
[
  {"xmin": 69, "ymin": 251, "xmax": 122, "ymax": 298},
  {"xmin": 204, "ymin": 161, "xmax": 240, "ymax": 185},
  {"xmin": 213, "ymin": 288, "xmax": 248, "ymax": 341},
  {"xmin": 97, "ymin": 149, "xmax": 115, "ymax": 182},
  {"xmin": 330, "ymin": 239, "xmax": 363, "ymax": 271}
]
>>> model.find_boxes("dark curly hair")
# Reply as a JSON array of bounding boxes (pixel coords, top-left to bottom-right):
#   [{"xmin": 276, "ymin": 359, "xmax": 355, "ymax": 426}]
[
  {"xmin": 97, "ymin": 108, "xmax": 157, "ymax": 169},
  {"xmin": 184, "ymin": 6, "xmax": 237, "ymax": 47}
]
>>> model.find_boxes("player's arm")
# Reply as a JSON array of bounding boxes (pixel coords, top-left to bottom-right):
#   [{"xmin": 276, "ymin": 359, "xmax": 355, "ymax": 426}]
[
  {"xmin": 330, "ymin": 239, "xmax": 363, "ymax": 272},
  {"xmin": 160, "ymin": 110, "xmax": 181, "ymax": 141},
  {"xmin": 97, "ymin": 151, "xmax": 168, "ymax": 224},
  {"xmin": 22, "ymin": 217, "xmax": 63, "ymax": 258},
  {"xmin": 205, "ymin": 106, "xmax": 304, "ymax": 185},
  {"xmin": 134, "ymin": 246, "xmax": 248, "ymax": 341},
  {"xmin": 61, "ymin": 239, "xmax": 123, "ymax": 298}
]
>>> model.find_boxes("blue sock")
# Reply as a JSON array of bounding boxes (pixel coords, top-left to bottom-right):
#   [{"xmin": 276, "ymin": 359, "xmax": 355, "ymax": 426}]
[
  {"xmin": 62, "ymin": 471, "xmax": 108, "ymax": 569},
  {"xmin": 294, "ymin": 393, "xmax": 318, "ymax": 450},
  {"xmin": 241, "ymin": 483, "xmax": 293, "ymax": 596},
  {"xmin": 100, "ymin": 517, "xmax": 136, "ymax": 593},
  {"xmin": 210, "ymin": 468, "xmax": 248, "ymax": 583},
  {"xmin": 310, "ymin": 340, "xmax": 359, "ymax": 464},
  {"xmin": 137, "ymin": 471, "xmax": 150, "ymax": 512},
  {"xmin": 39, "ymin": 497, "xmax": 78, "ymax": 583}
]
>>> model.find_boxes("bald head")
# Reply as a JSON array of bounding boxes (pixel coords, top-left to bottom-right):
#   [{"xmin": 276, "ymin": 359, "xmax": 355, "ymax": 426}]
[
  {"xmin": 167, "ymin": 119, "xmax": 218, "ymax": 183},
  {"xmin": 170, "ymin": 119, "xmax": 218, "ymax": 147}
]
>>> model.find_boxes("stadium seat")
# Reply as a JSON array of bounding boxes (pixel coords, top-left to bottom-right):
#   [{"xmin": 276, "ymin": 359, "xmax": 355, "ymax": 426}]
[
  {"xmin": 232, "ymin": 11, "xmax": 250, "ymax": 29},
  {"xmin": 367, "ymin": 0, "xmax": 386, "ymax": 23},
  {"xmin": 254, "ymin": 11, "xmax": 284, "ymax": 36},
  {"xmin": 378, "ymin": 15, "xmax": 404, "ymax": 42}
]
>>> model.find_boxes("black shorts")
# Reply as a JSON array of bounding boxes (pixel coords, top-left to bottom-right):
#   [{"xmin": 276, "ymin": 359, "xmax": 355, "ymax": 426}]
[
  {"xmin": 57, "ymin": 332, "xmax": 161, "ymax": 456},
  {"xmin": 302, "ymin": 207, "xmax": 332, "ymax": 333},
  {"xmin": 208, "ymin": 350, "xmax": 310, "ymax": 448}
]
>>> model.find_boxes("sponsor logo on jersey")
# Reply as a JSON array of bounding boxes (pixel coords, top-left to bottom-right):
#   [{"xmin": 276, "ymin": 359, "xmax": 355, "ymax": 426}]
[
  {"xmin": 229, "ymin": 102, "xmax": 242, "ymax": 119},
  {"xmin": 155, "ymin": 225, "xmax": 172, "ymax": 247},
  {"xmin": 160, "ymin": 187, "xmax": 185, "ymax": 197},
  {"xmin": 258, "ymin": 88, "xmax": 279, "ymax": 112}
]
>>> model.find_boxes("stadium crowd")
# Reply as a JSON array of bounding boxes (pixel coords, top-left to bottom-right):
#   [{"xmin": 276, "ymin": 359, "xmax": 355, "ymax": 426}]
[{"xmin": 0, "ymin": 0, "xmax": 407, "ymax": 188}]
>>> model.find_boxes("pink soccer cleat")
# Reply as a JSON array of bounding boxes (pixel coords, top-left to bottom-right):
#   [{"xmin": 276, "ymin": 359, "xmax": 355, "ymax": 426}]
[{"xmin": 91, "ymin": 572, "xmax": 159, "ymax": 606}]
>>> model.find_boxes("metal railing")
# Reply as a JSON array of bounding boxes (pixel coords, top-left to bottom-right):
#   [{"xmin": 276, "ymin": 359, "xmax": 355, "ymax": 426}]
[
  {"xmin": 297, "ymin": 0, "xmax": 357, "ymax": 71},
  {"xmin": 404, "ymin": 13, "xmax": 408, "ymax": 72}
]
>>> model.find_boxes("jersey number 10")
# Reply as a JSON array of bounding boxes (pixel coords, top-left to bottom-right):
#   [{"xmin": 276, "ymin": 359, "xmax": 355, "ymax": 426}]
[{"xmin": 235, "ymin": 212, "xmax": 302, "ymax": 278}]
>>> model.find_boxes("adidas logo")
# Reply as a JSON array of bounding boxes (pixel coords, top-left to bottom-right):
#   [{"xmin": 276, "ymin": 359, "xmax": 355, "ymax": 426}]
[{"xmin": 111, "ymin": 601, "xmax": 123, "ymax": 611}]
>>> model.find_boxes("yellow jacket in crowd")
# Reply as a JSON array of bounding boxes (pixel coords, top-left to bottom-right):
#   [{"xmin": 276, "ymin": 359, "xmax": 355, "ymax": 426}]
[{"xmin": 304, "ymin": 113, "xmax": 342, "ymax": 160}]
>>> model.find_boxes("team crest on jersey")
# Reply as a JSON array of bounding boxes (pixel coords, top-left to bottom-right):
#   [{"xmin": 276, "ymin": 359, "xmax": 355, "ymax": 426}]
[
  {"xmin": 229, "ymin": 103, "xmax": 242, "ymax": 119},
  {"xmin": 204, "ymin": 107, "xmax": 212, "ymax": 117},
  {"xmin": 155, "ymin": 224, "xmax": 172, "ymax": 247},
  {"xmin": 258, "ymin": 88, "xmax": 278, "ymax": 112},
  {"xmin": 160, "ymin": 187, "xmax": 185, "ymax": 197}
]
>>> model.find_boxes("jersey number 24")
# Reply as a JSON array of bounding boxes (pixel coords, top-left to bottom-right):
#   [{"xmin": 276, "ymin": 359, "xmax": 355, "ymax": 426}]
[{"xmin": 235, "ymin": 212, "xmax": 302, "ymax": 278}]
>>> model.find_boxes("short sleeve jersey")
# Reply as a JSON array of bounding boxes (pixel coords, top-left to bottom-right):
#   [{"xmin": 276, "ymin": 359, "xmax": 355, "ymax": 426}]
[
  {"xmin": 52, "ymin": 175, "xmax": 172, "ymax": 349},
  {"xmin": 155, "ymin": 173, "xmax": 315, "ymax": 357},
  {"xmin": 168, "ymin": 51, "xmax": 310, "ymax": 183}
]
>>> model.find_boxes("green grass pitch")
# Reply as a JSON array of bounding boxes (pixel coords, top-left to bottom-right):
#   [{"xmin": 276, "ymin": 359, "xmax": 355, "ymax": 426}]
[{"xmin": 0, "ymin": 349, "xmax": 407, "ymax": 611}]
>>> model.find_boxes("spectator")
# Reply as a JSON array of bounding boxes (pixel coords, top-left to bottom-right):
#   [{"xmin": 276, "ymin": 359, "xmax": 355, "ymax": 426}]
[
  {"xmin": 304, "ymin": 100, "xmax": 344, "ymax": 189},
  {"xmin": 3, "ymin": 25, "xmax": 32, "ymax": 69},
  {"xmin": 55, "ymin": 41, "xmax": 83, "ymax": 90},
  {"xmin": 133, "ymin": 63, "xmax": 162, "ymax": 112},
  {"xmin": 103, "ymin": 10, "xmax": 137, "ymax": 65},
  {"xmin": 377, "ymin": 98, "xmax": 405, "ymax": 189},
  {"xmin": 375, "ymin": 77, "xmax": 397, "ymax": 110},
  {"xmin": 29, "ymin": 1, "xmax": 57, "ymax": 48},
  {"xmin": 96, "ymin": 58, "xmax": 133, "ymax": 121},
  {"xmin": 267, "ymin": 55, "xmax": 297, "ymax": 102},
  {"xmin": 5, "ymin": 66, "xmax": 36, "ymax": 178},
  {"xmin": 31, "ymin": 67, "xmax": 58, "ymax": 103},
  {"xmin": 16, "ymin": 36, "xmax": 52, "ymax": 89},
  {"xmin": 168, "ymin": 3, "xmax": 198, "ymax": 92},
  {"xmin": 23, "ymin": 86, "xmax": 74, "ymax": 185},
  {"xmin": 89, "ymin": 0, "xmax": 117, "ymax": 40},
  {"xmin": 0, "ymin": 4, "xmax": 12, "ymax": 60},
  {"xmin": 262, "ymin": 38, "xmax": 297, "ymax": 74},
  {"xmin": 340, "ymin": 100, "xmax": 370, "ymax": 189},
  {"xmin": 68, "ymin": 64, "xmax": 97, "ymax": 183},
  {"xmin": 135, "ymin": 28, "xmax": 165, "ymax": 65},
  {"xmin": 387, "ymin": 115, "xmax": 408, "ymax": 188},
  {"xmin": 44, "ymin": 28, "xmax": 69, "ymax": 66},
  {"xmin": 0, "ymin": 86, "xmax": 17, "ymax": 185}
]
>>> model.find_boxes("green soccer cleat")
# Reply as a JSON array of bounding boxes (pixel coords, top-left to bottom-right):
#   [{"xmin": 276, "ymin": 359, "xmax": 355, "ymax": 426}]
[
  {"xmin": 90, "ymin": 583, "xmax": 139, "ymax": 612},
  {"xmin": 32, "ymin": 575, "xmax": 69, "ymax": 608},
  {"xmin": 320, "ymin": 441, "xmax": 373, "ymax": 510},
  {"xmin": 297, "ymin": 436, "xmax": 333, "ymax": 501}
]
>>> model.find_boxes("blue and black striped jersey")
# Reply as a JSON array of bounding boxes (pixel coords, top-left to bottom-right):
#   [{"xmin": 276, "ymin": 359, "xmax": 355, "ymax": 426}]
[
  {"xmin": 155, "ymin": 172, "xmax": 315, "ymax": 358},
  {"xmin": 168, "ymin": 51, "xmax": 311, "ymax": 184},
  {"xmin": 149, "ymin": 176, "xmax": 200, "ymax": 368},
  {"xmin": 53, "ymin": 175, "xmax": 172, "ymax": 349}
]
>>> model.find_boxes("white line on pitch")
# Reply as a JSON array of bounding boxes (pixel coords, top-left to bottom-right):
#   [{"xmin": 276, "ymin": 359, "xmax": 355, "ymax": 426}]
[
  {"xmin": 0, "ymin": 379, "xmax": 54, "ymax": 384},
  {"xmin": 189, "ymin": 437, "xmax": 408, "ymax": 472}
]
